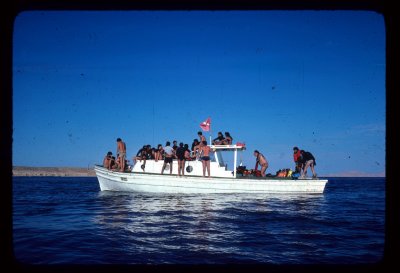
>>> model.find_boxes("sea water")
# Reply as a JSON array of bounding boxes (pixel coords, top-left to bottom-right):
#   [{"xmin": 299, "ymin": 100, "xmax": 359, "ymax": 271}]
[{"xmin": 12, "ymin": 176, "xmax": 385, "ymax": 264}]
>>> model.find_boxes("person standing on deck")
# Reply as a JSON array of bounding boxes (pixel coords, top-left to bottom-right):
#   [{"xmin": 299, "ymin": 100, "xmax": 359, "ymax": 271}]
[
  {"xmin": 198, "ymin": 131, "xmax": 206, "ymax": 143},
  {"xmin": 254, "ymin": 150, "xmax": 269, "ymax": 177},
  {"xmin": 176, "ymin": 142, "xmax": 186, "ymax": 176},
  {"xmin": 161, "ymin": 141, "xmax": 174, "ymax": 175},
  {"xmin": 293, "ymin": 147, "xmax": 303, "ymax": 174},
  {"xmin": 299, "ymin": 150, "xmax": 318, "ymax": 179},
  {"xmin": 116, "ymin": 138, "xmax": 126, "ymax": 172},
  {"xmin": 199, "ymin": 140, "xmax": 211, "ymax": 177}
]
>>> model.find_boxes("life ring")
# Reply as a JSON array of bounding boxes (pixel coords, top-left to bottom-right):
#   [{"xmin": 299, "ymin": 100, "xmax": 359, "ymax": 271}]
[{"xmin": 186, "ymin": 165, "xmax": 193, "ymax": 173}]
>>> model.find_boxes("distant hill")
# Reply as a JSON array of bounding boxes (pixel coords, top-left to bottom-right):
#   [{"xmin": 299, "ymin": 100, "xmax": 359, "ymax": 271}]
[{"xmin": 12, "ymin": 166, "xmax": 96, "ymax": 177}]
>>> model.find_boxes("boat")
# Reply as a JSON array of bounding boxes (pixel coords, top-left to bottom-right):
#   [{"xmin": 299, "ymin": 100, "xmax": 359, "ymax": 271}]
[{"xmin": 95, "ymin": 144, "xmax": 328, "ymax": 194}]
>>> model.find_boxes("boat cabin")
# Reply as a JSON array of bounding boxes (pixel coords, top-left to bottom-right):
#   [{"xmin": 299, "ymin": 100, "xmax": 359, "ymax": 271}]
[{"xmin": 131, "ymin": 144, "xmax": 246, "ymax": 178}]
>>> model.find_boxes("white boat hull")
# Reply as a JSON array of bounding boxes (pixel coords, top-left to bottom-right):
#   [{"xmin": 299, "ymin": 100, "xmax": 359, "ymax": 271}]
[{"xmin": 95, "ymin": 166, "xmax": 328, "ymax": 194}]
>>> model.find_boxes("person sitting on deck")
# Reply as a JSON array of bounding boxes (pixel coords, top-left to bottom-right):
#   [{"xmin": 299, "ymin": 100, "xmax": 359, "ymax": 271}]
[
  {"xmin": 103, "ymin": 151, "xmax": 113, "ymax": 170},
  {"xmin": 191, "ymin": 139, "xmax": 200, "ymax": 160},
  {"xmin": 134, "ymin": 145, "xmax": 147, "ymax": 169},
  {"xmin": 112, "ymin": 156, "xmax": 120, "ymax": 170},
  {"xmin": 254, "ymin": 150, "xmax": 269, "ymax": 177},
  {"xmin": 212, "ymin": 132, "xmax": 225, "ymax": 145},
  {"xmin": 221, "ymin": 132, "xmax": 233, "ymax": 145},
  {"xmin": 154, "ymin": 144, "xmax": 163, "ymax": 161}
]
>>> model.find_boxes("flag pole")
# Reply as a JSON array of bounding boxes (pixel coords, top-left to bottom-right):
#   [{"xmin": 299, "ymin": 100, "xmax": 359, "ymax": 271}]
[{"xmin": 209, "ymin": 118, "xmax": 212, "ymax": 146}]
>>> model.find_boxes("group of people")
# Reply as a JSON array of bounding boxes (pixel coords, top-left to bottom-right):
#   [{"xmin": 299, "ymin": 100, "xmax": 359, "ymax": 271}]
[
  {"xmin": 212, "ymin": 131, "xmax": 233, "ymax": 145},
  {"xmin": 102, "ymin": 138, "xmax": 127, "ymax": 172},
  {"xmin": 158, "ymin": 139, "xmax": 212, "ymax": 177},
  {"xmin": 252, "ymin": 147, "xmax": 317, "ymax": 179},
  {"xmin": 103, "ymin": 136, "xmax": 318, "ymax": 179},
  {"xmin": 293, "ymin": 147, "xmax": 318, "ymax": 178},
  {"xmin": 103, "ymin": 132, "xmax": 219, "ymax": 176}
]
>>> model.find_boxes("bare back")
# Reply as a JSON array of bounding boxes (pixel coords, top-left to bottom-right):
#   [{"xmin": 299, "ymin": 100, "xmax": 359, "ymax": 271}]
[{"xmin": 200, "ymin": 145, "xmax": 211, "ymax": 157}]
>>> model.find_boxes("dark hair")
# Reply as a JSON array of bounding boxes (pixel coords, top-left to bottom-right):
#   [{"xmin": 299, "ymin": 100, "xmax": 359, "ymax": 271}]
[
  {"xmin": 254, "ymin": 150, "xmax": 259, "ymax": 154},
  {"xmin": 107, "ymin": 151, "xmax": 112, "ymax": 155},
  {"xmin": 117, "ymin": 138, "xmax": 122, "ymax": 142},
  {"xmin": 166, "ymin": 141, "xmax": 171, "ymax": 146},
  {"xmin": 293, "ymin": 146, "xmax": 299, "ymax": 151},
  {"xmin": 198, "ymin": 131, "xmax": 202, "ymax": 135}
]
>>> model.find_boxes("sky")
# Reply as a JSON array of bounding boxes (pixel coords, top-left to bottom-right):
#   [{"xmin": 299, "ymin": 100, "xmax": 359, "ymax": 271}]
[{"xmin": 12, "ymin": 10, "xmax": 385, "ymax": 177}]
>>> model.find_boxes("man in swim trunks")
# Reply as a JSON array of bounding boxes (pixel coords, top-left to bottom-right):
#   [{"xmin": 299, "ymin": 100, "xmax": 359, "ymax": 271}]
[
  {"xmin": 116, "ymin": 138, "xmax": 126, "ymax": 172},
  {"xmin": 199, "ymin": 140, "xmax": 211, "ymax": 177},
  {"xmin": 161, "ymin": 141, "xmax": 174, "ymax": 175}
]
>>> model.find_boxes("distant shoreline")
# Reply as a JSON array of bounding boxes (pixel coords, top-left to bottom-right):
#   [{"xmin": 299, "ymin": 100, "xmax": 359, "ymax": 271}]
[{"xmin": 12, "ymin": 166, "xmax": 96, "ymax": 177}]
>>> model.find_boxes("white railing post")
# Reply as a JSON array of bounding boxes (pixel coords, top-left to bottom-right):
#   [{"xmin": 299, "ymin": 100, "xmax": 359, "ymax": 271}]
[{"xmin": 233, "ymin": 148, "xmax": 237, "ymax": 177}]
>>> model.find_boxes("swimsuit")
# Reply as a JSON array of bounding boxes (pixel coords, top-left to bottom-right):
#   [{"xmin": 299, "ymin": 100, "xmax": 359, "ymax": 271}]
[{"xmin": 201, "ymin": 156, "xmax": 210, "ymax": 161}]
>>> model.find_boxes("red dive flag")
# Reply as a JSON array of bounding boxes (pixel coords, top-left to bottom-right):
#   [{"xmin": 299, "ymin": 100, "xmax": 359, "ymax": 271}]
[{"xmin": 200, "ymin": 117, "xmax": 211, "ymax": 131}]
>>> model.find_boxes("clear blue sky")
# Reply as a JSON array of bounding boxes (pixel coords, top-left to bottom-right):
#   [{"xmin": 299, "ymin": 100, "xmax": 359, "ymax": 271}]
[{"xmin": 12, "ymin": 10, "xmax": 385, "ymax": 177}]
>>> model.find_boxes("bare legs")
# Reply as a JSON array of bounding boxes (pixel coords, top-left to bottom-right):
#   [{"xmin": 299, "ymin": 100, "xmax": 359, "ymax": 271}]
[{"xmin": 202, "ymin": 160, "xmax": 210, "ymax": 177}]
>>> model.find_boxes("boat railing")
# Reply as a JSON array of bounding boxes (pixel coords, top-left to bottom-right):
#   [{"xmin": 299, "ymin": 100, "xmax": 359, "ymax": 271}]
[{"xmin": 210, "ymin": 144, "xmax": 246, "ymax": 151}]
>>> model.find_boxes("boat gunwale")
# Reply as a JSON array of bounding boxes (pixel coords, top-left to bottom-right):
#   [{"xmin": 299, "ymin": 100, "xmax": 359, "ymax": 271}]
[{"xmin": 94, "ymin": 165, "xmax": 328, "ymax": 183}]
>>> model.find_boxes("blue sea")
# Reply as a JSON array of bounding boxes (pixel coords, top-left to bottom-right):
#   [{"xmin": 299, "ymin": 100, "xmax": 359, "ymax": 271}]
[{"xmin": 12, "ymin": 176, "xmax": 385, "ymax": 265}]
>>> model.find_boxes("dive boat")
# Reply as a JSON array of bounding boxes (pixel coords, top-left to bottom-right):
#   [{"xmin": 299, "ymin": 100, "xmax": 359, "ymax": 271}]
[{"xmin": 95, "ymin": 144, "xmax": 328, "ymax": 194}]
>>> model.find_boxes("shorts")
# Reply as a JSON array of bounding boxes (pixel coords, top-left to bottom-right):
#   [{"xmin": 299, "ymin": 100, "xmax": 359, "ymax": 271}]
[
  {"xmin": 201, "ymin": 156, "xmax": 210, "ymax": 161},
  {"xmin": 119, "ymin": 152, "xmax": 126, "ymax": 160},
  {"xmin": 164, "ymin": 157, "xmax": 173, "ymax": 163},
  {"xmin": 305, "ymin": 159, "xmax": 314, "ymax": 166}
]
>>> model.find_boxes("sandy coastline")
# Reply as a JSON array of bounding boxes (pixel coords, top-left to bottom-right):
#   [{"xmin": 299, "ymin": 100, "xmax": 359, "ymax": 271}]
[{"xmin": 12, "ymin": 166, "xmax": 96, "ymax": 177}]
